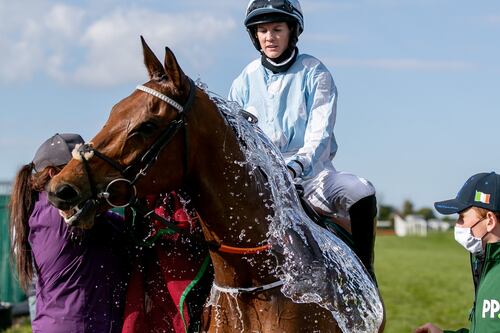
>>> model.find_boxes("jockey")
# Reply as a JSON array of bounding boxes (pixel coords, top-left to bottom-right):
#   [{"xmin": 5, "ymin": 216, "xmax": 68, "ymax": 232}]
[{"xmin": 228, "ymin": 0, "xmax": 379, "ymax": 282}]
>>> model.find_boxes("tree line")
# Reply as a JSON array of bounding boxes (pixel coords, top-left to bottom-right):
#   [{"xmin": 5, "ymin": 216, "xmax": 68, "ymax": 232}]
[{"xmin": 378, "ymin": 200, "xmax": 454, "ymax": 222}]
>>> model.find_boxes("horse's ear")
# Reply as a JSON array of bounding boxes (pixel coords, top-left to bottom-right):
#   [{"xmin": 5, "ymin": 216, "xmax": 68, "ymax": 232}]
[
  {"xmin": 141, "ymin": 36, "xmax": 167, "ymax": 81},
  {"xmin": 164, "ymin": 47, "xmax": 186, "ymax": 89}
]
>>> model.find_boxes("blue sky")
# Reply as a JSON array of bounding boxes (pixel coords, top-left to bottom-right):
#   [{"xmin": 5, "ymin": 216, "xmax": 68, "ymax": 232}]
[{"xmin": 1, "ymin": 0, "xmax": 499, "ymax": 212}]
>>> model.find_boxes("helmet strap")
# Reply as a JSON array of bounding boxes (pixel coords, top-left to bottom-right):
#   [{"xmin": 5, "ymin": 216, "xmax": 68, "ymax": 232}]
[{"xmin": 288, "ymin": 23, "xmax": 299, "ymax": 48}]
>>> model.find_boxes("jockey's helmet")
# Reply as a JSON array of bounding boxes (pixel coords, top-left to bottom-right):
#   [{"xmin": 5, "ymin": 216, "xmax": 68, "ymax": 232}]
[{"xmin": 244, "ymin": 0, "xmax": 304, "ymax": 51}]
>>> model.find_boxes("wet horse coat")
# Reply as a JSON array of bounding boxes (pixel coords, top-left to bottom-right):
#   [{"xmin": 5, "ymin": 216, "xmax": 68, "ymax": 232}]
[{"xmin": 48, "ymin": 38, "xmax": 383, "ymax": 332}]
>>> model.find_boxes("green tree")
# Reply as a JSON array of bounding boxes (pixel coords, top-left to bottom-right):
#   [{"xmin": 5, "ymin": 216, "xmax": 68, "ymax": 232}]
[
  {"xmin": 415, "ymin": 207, "xmax": 435, "ymax": 220},
  {"xmin": 442, "ymin": 215, "xmax": 456, "ymax": 222},
  {"xmin": 402, "ymin": 200, "xmax": 414, "ymax": 217},
  {"xmin": 378, "ymin": 204, "xmax": 395, "ymax": 220}
]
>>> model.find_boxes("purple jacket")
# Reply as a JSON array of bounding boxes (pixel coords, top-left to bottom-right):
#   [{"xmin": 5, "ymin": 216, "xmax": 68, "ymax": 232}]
[{"xmin": 29, "ymin": 192, "xmax": 129, "ymax": 333}]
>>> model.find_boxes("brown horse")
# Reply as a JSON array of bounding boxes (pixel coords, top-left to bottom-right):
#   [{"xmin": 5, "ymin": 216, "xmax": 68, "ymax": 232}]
[{"xmin": 47, "ymin": 38, "xmax": 384, "ymax": 332}]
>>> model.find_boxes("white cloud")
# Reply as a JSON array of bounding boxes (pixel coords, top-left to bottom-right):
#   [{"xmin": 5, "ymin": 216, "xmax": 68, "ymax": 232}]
[
  {"xmin": 0, "ymin": 2, "xmax": 86, "ymax": 83},
  {"xmin": 0, "ymin": 3, "xmax": 236, "ymax": 87},
  {"xmin": 0, "ymin": 2, "xmax": 45, "ymax": 82},
  {"xmin": 44, "ymin": 4, "xmax": 85, "ymax": 38},
  {"xmin": 72, "ymin": 9, "xmax": 236, "ymax": 86},
  {"xmin": 326, "ymin": 57, "xmax": 475, "ymax": 71},
  {"xmin": 177, "ymin": 0, "xmax": 243, "ymax": 11}
]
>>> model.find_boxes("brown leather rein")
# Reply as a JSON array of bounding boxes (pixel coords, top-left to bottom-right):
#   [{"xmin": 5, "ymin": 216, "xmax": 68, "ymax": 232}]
[{"xmin": 75, "ymin": 79, "xmax": 272, "ymax": 257}]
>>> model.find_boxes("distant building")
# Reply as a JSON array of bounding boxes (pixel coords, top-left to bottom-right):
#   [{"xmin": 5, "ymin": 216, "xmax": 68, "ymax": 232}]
[
  {"xmin": 0, "ymin": 181, "xmax": 11, "ymax": 196},
  {"xmin": 427, "ymin": 218, "xmax": 451, "ymax": 232},
  {"xmin": 394, "ymin": 214, "xmax": 427, "ymax": 237},
  {"xmin": 393, "ymin": 214, "xmax": 452, "ymax": 237}
]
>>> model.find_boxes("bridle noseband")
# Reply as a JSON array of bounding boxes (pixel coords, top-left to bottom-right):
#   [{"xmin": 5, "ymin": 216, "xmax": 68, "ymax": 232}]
[
  {"xmin": 72, "ymin": 78, "xmax": 282, "ymax": 294},
  {"xmin": 67, "ymin": 78, "xmax": 197, "ymax": 235},
  {"xmin": 78, "ymin": 78, "xmax": 196, "ymax": 208}
]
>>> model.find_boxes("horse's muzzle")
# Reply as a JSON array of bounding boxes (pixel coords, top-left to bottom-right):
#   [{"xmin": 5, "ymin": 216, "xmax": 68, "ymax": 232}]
[
  {"xmin": 48, "ymin": 183, "xmax": 81, "ymax": 210},
  {"xmin": 48, "ymin": 184, "xmax": 98, "ymax": 229}
]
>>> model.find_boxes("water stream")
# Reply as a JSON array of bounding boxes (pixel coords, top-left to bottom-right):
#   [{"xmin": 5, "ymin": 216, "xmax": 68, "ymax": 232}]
[{"xmin": 198, "ymin": 81, "xmax": 384, "ymax": 333}]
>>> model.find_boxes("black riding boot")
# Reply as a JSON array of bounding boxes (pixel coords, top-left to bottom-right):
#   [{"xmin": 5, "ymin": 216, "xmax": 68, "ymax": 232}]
[{"xmin": 349, "ymin": 194, "xmax": 378, "ymax": 285}]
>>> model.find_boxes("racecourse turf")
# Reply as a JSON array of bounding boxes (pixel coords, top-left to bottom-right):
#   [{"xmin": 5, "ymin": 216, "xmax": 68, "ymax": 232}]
[
  {"xmin": 376, "ymin": 231, "xmax": 473, "ymax": 333},
  {"xmin": 5, "ymin": 232, "xmax": 472, "ymax": 333}
]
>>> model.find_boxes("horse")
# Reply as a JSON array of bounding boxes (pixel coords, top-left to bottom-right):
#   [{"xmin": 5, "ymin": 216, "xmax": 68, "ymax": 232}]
[{"xmin": 47, "ymin": 37, "xmax": 384, "ymax": 333}]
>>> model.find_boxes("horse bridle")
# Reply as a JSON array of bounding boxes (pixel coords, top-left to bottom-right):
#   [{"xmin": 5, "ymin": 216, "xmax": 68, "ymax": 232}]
[
  {"xmin": 74, "ymin": 78, "xmax": 275, "ymax": 254},
  {"xmin": 73, "ymin": 77, "xmax": 283, "ymax": 293},
  {"xmin": 69, "ymin": 78, "xmax": 196, "ymax": 233}
]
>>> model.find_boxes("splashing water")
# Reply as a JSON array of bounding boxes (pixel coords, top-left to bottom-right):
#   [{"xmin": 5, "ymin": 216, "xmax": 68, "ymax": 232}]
[{"xmin": 197, "ymin": 80, "xmax": 384, "ymax": 333}]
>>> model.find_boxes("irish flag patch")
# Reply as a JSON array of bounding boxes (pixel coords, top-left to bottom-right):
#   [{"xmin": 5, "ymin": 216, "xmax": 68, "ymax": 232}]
[{"xmin": 475, "ymin": 191, "xmax": 491, "ymax": 204}]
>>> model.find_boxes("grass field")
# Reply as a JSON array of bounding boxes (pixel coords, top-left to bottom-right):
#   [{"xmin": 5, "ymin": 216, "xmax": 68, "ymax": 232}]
[
  {"xmin": 4, "ymin": 317, "xmax": 31, "ymax": 333},
  {"xmin": 376, "ymin": 231, "xmax": 473, "ymax": 333},
  {"xmin": 5, "ymin": 232, "xmax": 474, "ymax": 333}
]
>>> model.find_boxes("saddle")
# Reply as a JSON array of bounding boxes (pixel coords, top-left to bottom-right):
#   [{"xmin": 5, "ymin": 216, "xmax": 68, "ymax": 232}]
[{"xmin": 295, "ymin": 184, "xmax": 355, "ymax": 250}]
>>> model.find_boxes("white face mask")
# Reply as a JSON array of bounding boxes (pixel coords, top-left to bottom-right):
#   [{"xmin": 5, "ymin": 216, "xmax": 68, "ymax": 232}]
[{"xmin": 454, "ymin": 218, "xmax": 487, "ymax": 255}]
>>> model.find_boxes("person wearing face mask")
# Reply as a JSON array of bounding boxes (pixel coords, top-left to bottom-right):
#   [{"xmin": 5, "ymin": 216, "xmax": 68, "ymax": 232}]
[
  {"xmin": 228, "ymin": 0, "xmax": 379, "ymax": 283},
  {"xmin": 415, "ymin": 172, "xmax": 500, "ymax": 333}
]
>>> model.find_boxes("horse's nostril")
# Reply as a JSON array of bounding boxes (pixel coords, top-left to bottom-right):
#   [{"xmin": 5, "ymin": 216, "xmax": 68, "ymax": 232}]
[{"xmin": 55, "ymin": 184, "xmax": 79, "ymax": 202}]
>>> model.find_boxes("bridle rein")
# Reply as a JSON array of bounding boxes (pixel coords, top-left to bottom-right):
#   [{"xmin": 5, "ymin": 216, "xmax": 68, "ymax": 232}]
[
  {"xmin": 65, "ymin": 78, "xmax": 196, "ymax": 236},
  {"xmin": 72, "ymin": 77, "xmax": 281, "ymax": 293},
  {"xmin": 80, "ymin": 79, "xmax": 197, "ymax": 207},
  {"xmin": 74, "ymin": 79, "xmax": 272, "ymax": 252}
]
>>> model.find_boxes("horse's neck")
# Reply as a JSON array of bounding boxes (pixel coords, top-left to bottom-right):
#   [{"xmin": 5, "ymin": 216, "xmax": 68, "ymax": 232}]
[
  {"xmin": 193, "ymin": 162, "xmax": 273, "ymax": 243},
  {"xmin": 188, "ymin": 103, "xmax": 277, "ymax": 286}
]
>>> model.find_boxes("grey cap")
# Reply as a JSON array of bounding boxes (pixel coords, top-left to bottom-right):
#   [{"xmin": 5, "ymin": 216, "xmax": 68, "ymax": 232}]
[{"xmin": 32, "ymin": 133, "xmax": 84, "ymax": 172}]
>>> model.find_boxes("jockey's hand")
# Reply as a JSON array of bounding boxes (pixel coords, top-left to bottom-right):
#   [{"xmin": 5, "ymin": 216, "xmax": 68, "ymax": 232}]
[
  {"xmin": 294, "ymin": 183, "xmax": 304, "ymax": 197},
  {"xmin": 414, "ymin": 323, "xmax": 443, "ymax": 333}
]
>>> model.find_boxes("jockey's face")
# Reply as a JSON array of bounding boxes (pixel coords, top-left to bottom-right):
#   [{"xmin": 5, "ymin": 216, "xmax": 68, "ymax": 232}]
[{"xmin": 256, "ymin": 22, "xmax": 290, "ymax": 59}]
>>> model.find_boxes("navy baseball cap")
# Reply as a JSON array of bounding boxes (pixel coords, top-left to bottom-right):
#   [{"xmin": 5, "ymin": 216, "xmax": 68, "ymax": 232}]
[
  {"xmin": 434, "ymin": 172, "xmax": 500, "ymax": 215},
  {"xmin": 32, "ymin": 133, "xmax": 84, "ymax": 172}
]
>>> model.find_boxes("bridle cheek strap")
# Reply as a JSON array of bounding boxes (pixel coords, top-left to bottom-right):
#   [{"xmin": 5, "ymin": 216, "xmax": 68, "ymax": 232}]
[
  {"xmin": 126, "ymin": 79, "xmax": 197, "ymax": 184},
  {"xmin": 72, "ymin": 79, "xmax": 197, "ymax": 210}
]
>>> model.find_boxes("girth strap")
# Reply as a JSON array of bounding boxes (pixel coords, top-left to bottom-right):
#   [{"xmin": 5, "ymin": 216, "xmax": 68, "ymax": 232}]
[{"xmin": 212, "ymin": 280, "xmax": 284, "ymax": 294}]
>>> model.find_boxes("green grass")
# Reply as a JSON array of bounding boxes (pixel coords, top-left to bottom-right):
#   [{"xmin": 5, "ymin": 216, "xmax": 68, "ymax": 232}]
[
  {"xmin": 4, "ymin": 317, "xmax": 31, "ymax": 333},
  {"xmin": 4, "ymin": 232, "xmax": 474, "ymax": 333},
  {"xmin": 376, "ymin": 231, "xmax": 473, "ymax": 333}
]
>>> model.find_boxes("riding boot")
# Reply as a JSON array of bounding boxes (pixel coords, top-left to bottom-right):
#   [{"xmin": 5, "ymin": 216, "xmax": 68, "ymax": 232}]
[{"xmin": 348, "ymin": 194, "xmax": 378, "ymax": 285}]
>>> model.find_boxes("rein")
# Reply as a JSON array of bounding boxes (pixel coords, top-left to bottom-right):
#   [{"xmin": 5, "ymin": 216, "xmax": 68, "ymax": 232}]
[
  {"xmin": 72, "ymin": 79, "xmax": 197, "ymax": 234},
  {"xmin": 73, "ymin": 77, "xmax": 282, "ymax": 294},
  {"xmin": 74, "ymin": 78, "xmax": 273, "ymax": 257},
  {"xmin": 85, "ymin": 78, "xmax": 195, "ymax": 190},
  {"xmin": 206, "ymin": 239, "xmax": 271, "ymax": 254}
]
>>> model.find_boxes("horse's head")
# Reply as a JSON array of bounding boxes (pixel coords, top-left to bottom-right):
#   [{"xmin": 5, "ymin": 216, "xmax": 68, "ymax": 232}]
[{"xmin": 48, "ymin": 37, "xmax": 197, "ymax": 229}]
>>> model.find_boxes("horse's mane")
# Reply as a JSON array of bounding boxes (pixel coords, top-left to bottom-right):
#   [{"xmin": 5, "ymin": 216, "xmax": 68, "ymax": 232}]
[{"xmin": 198, "ymin": 81, "xmax": 384, "ymax": 332}]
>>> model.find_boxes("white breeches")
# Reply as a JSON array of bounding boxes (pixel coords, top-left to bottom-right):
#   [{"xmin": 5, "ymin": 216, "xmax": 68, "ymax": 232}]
[{"xmin": 301, "ymin": 167, "xmax": 376, "ymax": 220}]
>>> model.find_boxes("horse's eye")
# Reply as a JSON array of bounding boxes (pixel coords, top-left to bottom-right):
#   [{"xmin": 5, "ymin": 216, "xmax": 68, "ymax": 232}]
[{"xmin": 134, "ymin": 121, "xmax": 158, "ymax": 137}]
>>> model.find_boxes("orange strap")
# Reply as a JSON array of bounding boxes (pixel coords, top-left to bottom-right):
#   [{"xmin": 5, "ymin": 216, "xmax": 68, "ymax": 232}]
[
  {"xmin": 196, "ymin": 213, "xmax": 271, "ymax": 255},
  {"xmin": 217, "ymin": 243, "xmax": 272, "ymax": 255}
]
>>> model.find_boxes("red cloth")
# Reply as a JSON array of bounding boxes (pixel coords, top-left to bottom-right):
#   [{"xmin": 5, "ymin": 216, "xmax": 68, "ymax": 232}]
[{"xmin": 122, "ymin": 194, "xmax": 208, "ymax": 333}]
